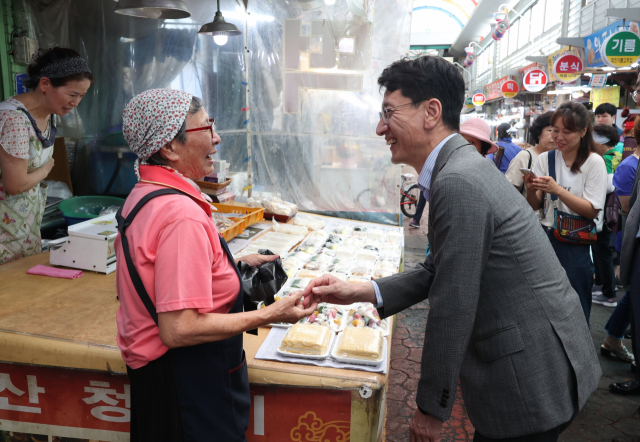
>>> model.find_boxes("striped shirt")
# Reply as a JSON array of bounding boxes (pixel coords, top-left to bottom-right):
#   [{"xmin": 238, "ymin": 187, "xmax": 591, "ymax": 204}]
[
  {"xmin": 418, "ymin": 134, "xmax": 457, "ymax": 202},
  {"xmin": 372, "ymin": 133, "xmax": 456, "ymax": 308}
]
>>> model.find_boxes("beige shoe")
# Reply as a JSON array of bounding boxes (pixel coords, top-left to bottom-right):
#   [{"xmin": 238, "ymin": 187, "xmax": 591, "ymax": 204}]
[{"xmin": 601, "ymin": 340, "xmax": 635, "ymax": 363}]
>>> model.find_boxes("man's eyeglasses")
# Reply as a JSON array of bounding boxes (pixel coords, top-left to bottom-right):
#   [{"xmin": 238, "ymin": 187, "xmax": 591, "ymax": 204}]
[
  {"xmin": 185, "ymin": 118, "xmax": 216, "ymax": 137},
  {"xmin": 634, "ymin": 91, "xmax": 640, "ymax": 103},
  {"xmin": 379, "ymin": 103, "xmax": 413, "ymax": 124}
]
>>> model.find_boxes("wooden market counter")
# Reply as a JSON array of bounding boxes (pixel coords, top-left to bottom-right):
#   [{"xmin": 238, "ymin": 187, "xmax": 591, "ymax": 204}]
[{"xmin": 0, "ymin": 251, "xmax": 390, "ymax": 442}]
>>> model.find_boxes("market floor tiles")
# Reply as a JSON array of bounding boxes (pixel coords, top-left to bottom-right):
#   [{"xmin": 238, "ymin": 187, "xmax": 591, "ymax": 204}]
[{"xmin": 387, "ymin": 208, "xmax": 640, "ymax": 441}]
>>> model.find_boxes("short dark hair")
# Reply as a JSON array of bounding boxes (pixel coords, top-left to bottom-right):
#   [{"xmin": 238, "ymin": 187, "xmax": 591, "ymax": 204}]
[
  {"xmin": 551, "ymin": 102, "xmax": 594, "ymax": 174},
  {"xmin": 377, "ymin": 56, "xmax": 465, "ymax": 131},
  {"xmin": 593, "ymin": 124, "xmax": 619, "ymax": 147},
  {"xmin": 25, "ymin": 47, "xmax": 94, "ymax": 89},
  {"xmin": 594, "ymin": 103, "xmax": 617, "ymax": 117},
  {"xmin": 528, "ymin": 111, "xmax": 554, "ymax": 145}
]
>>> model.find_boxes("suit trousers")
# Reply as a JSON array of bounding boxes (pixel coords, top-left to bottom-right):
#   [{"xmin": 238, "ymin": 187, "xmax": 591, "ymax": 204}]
[
  {"xmin": 473, "ymin": 420, "xmax": 572, "ymax": 442},
  {"xmin": 629, "ymin": 239, "xmax": 640, "ymax": 379}
]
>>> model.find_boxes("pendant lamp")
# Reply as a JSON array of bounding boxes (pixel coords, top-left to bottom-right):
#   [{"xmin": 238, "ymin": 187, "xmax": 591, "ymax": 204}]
[
  {"xmin": 115, "ymin": 0, "xmax": 191, "ymax": 19},
  {"xmin": 199, "ymin": 0, "xmax": 242, "ymax": 46}
]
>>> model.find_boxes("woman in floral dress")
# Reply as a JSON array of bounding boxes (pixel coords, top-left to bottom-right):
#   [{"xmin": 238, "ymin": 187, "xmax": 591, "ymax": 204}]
[{"xmin": 0, "ymin": 48, "xmax": 92, "ymax": 264}]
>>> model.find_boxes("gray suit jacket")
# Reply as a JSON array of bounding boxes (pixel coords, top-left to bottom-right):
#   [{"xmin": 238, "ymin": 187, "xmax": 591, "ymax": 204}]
[
  {"xmin": 620, "ymin": 178, "xmax": 640, "ymax": 285},
  {"xmin": 376, "ymin": 135, "xmax": 601, "ymax": 438}
]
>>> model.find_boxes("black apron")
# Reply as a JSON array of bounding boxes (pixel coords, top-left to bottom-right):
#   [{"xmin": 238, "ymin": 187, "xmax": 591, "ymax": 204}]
[{"xmin": 116, "ymin": 189, "xmax": 250, "ymax": 442}]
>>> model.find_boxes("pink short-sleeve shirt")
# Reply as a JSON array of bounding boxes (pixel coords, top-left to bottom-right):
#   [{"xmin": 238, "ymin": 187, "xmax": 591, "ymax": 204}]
[{"xmin": 116, "ymin": 181, "xmax": 241, "ymax": 369}]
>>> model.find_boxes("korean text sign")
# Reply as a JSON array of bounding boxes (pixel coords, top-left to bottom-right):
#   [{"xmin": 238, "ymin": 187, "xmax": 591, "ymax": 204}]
[{"xmin": 584, "ymin": 21, "xmax": 640, "ymax": 68}]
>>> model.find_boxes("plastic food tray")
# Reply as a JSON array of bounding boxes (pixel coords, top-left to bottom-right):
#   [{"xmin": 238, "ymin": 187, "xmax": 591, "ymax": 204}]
[
  {"xmin": 331, "ymin": 332, "xmax": 387, "ymax": 366},
  {"xmin": 212, "ymin": 203, "xmax": 265, "ymax": 229},
  {"xmin": 264, "ymin": 210, "xmax": 297, "ymax": 223},
  {"xmin": 277, "ymin": 331, "xmax": 336, "ymax": 360},
  {"xmin": 218, "ymin": 218, "xmax": 245, "ymax": 242}
]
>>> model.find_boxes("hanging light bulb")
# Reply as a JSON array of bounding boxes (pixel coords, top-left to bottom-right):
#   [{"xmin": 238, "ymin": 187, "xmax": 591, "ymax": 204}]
[
  {"xmin": 199, "ymin": 0, "xmax": 242, "ymax": 43},
  {"xmin": 213, "ymin": 32, "xmax": 229, "ymax": 46}
]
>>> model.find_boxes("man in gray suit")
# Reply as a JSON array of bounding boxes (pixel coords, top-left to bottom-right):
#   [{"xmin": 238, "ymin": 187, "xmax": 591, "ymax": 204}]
[{"xmin": 303, "ymin": 56, "xmax": 601, "ymax": 441}]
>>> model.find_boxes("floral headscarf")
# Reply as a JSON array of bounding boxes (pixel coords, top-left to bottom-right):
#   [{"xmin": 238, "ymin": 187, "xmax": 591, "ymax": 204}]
[{"xmin": 122, "ymin": 88, "xmax": 192, "ymax": 178}]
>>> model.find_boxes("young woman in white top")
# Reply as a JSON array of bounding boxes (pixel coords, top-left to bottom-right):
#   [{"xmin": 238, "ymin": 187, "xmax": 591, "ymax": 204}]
[{"xmin": 524, "ymin": 101, "xmax": 608, "ymax": 325}]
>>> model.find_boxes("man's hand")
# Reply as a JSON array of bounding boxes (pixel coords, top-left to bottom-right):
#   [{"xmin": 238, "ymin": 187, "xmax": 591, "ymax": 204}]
[
  {"xmin": 409, "ymin": 409, "xmax": 443, "ymax": 442},
  {"xmin": 265, "ymin": 290, "xmax": 318, "ymax": 324},
  {"xmin": 301, "ymin": 274, "xmax": 376, "ymax": 308},
  {"xmin": 237, "ymin": 253, "xmax": 279, "ymax": 267}
]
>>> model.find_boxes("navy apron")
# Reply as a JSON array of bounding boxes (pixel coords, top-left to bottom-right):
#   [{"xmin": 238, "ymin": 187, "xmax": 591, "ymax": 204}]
[{"xmin": 116, "ymin": 189, "xmax": 250, "ymax": 442}]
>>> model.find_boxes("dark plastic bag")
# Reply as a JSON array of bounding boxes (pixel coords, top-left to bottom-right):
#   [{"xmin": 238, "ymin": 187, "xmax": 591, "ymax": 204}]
[{"xmin": 239, "ymin": 249, "xmax": 288, "ymax": 335}]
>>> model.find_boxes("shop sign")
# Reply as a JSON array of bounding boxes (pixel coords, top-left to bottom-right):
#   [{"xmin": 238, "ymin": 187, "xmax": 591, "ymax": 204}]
[
  {"xmin": 602, "ymin": 30, "xmax": 640, "ymax": 67},
  {"xmin": 547, "ymin": 46, "xmax": 585, "ymax": 82},
  {"xmin": 584, "ymin": 20, "xmax": 640, "ymax": 68},
  {"xmin": 15, "ymin": 73, "xmax": 28, "ymax": 94},
  {"xmin": 553, "ymin": 54, "xmax": 583, "ymax": 83},
  {"xmin": 484, "ymin": 75, "xmax": 512, "ymax": 101},
  {"xmin": 472, "ymin": 93, "xmax": 486, "ymax": 106},
  {"xmin": 465, "ymin": 97, "xmax": 474, "ymax": 108},
  {"xmin": 522, "ymin": 69, "xmax": 548, "ymax": 92},
  {"xmin": 518, "ymin": 63, "xmax": 548, "ymax": 91},
  {"xmin": 591, "ymin": 86, "xmax": 621, "ymax": 110},
  {"xmin": 501, "ymin": 80, "xmax": 519, "ymax": 98},
  {"xmin": 589, "ymin": 73, "xmax": 608, "ymax": 88}
]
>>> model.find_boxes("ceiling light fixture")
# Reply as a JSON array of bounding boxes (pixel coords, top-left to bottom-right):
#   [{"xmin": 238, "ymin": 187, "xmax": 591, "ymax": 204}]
[
  {"xmin": 114, "ymin": 0, "xmax": 191, "ymax": 19},
  {"xmin": 199, "ymin": 0, "xmax": 242, "ymax": 45}
]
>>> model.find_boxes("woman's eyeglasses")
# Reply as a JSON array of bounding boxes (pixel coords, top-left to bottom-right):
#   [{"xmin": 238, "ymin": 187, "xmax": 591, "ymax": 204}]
[{"xmin": 185, "ymin": 118, "xmax": 216, "ymax": 138}]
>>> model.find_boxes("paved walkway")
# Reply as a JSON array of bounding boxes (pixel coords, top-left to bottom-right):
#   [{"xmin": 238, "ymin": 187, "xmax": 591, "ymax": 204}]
[{"xmin": 386, "ymin": 205, "xmax": 640, "ymax": 441}]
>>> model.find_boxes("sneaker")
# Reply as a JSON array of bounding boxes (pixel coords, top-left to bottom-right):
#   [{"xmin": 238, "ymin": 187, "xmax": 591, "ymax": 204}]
[
  {"xmin": 593, "ymin": 294, "xmax": 618, "ymax": 307},
  {"xmin": 592, "ymin": 285, "xmax": 603, "ymax": 296},
  {"xmin": 409, "ymin": 221, "xmax": 420, "ymax": 229}
]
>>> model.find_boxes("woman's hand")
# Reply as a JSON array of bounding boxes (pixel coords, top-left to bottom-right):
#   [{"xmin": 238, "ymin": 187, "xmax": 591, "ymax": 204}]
[
  {"xmin": 236, "ymin": 253, "xmax": 279, "ymax": 267},
  {"xmin": 523, "ymin": 173, "xmax": 537, "ymax": 190},
  {"xmin": 266, "ymin": 290, "xmax": 318, "ymax": 324},
  {"xmin": 531, "ymin": 176, "xmax": 562, "ymax": 195},
  {"xmin": 41, "ymin": 157, "xmax": 55, "ymax": 177}
]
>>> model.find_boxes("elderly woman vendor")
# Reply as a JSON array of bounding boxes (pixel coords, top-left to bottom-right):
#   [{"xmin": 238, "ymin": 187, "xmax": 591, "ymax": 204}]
[{"xmin": 116, "ymin": 89, "xmax": 316, "ymax": 442}]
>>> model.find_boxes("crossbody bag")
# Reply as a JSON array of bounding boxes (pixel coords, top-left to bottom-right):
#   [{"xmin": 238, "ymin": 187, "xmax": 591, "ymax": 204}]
[{"xmin": 547, "ymin": 150, "xmax": 597, "ymax": 245}]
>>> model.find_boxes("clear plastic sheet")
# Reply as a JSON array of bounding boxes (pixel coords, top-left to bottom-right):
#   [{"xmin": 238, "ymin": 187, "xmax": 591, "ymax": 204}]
[{"xmin": 23, "ymin": 0, "xmax": 410, "ymax": 225}]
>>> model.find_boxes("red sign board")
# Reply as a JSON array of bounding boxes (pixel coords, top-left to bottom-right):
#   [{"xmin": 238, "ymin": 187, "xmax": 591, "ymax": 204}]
[
  {"xmin": 522, "ymin": 69, "xmax": 548, "ymax": 92},
  {"xmin": 472, "ymin": 93, "xmax": 486, "ymax": 106},
  {"xmin": 0, "ymin": 362, "xmax": 129, "ymax": 437},
  {"xmin": 501, "ymin": 80, "xmax": 519, "ymax": 98},
  {"xmin": 553, "ymin": 54, "xmax": 583, "ymax": 83},
  {"xmin": 485, "ymin": 75, "xmax": 511, "ymax": 101}
]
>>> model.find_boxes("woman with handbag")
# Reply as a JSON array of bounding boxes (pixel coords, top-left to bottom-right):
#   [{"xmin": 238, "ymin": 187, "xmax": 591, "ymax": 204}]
[{"xmin": 525, "ymin": 101, "xmax": 608, "ymax": 324}]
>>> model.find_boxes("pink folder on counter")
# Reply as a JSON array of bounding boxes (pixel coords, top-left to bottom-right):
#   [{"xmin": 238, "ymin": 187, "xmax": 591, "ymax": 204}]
[{"xmin": 27, "ymin": 265, "xmax": 84, "ymax": 279}]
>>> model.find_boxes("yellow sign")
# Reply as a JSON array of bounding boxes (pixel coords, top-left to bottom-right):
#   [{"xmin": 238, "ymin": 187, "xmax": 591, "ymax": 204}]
[
  {"xmin": 547, "ymin": 46, "xmax": 585, "ymax": 82},
  {"xmin": 591, "ymin": 86, "xmax": 621, "ymax": 109}
]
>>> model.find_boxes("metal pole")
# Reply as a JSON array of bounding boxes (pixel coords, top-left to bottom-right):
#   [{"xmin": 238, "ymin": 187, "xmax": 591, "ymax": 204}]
[{"xmin": 244, "ymin": 12, "xmax": 252, "ymax": 198}]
